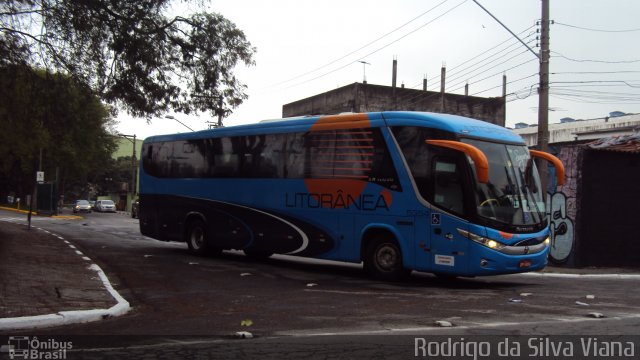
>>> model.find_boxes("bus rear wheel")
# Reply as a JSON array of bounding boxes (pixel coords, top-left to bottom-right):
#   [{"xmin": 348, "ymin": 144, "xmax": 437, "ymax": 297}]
[
  {"xmin": 186, "ymin": 219, "xmax": 220, "ymax": 256},
  {"xmin": 364, "ymin": 237, "xmax": 410, "ymax": 281}
]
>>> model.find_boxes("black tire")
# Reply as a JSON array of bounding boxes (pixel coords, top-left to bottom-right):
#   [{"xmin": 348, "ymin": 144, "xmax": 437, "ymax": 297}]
[
  {"xmin": 363, "ymin": 236, "xmax": 410, "ymax": 281},
  {"xmin": 243, "ymin": 249, "xmax": 273, "ymax": 260},
  {"xmin": 186, "ymin": 219, "xmax": 220, "ymax": 255}
]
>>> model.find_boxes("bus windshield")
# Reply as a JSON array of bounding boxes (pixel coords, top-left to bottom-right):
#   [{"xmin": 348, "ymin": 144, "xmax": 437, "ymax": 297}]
[{"xmin": 462, "ymin": 138, "xmax": 546, "ymax": 227}]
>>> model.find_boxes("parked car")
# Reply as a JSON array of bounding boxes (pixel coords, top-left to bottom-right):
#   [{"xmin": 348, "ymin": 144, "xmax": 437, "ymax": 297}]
[
  {"xmin": 72, "ymin": 200, "xmax": 92, "ymax": 213},
  {"xmin": 131, "ymin": 199, "xmax": 139, "ymax": 218},
  {"xmin": 95, "ymin": 199, "xmax": 116, "ymax": 212}
]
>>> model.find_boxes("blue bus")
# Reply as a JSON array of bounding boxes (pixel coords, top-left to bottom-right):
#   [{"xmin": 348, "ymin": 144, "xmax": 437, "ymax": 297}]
[{"xmin": 138, "ymin": 111, "xmax": 564, "ymax": 280}]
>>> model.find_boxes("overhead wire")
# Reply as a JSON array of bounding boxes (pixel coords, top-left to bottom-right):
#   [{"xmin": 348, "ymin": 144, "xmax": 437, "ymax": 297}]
[
  {"xmin": 471, "ymin": 73, "xmax": 537, "ymax": 96},
  {"xmin": 552, "ymin": 51, "xmax": 640, "ymax": 64},
  {"xmin": 263, "ymin": 0, "xmax": 451, "ymax": 90},
  {"xmin": 449, "ymin": 57, "xmax": 537, "ymax": 93},
  {"xmin": 397, "ymin": 27, "xmax": 538, "ymax": 104},
  {"xmin": 283, "ymin": 0, "xmax": 469, "ymax": 90},
  {"xmin": 419, "ymin": 24, "xmax": 537, "ymax": 91},
  {"xmin": 554, "ymin": 21, "xmax": 640, "ymax": 33},
  {"xmin": 447, "ymin": 47, "xmax": 533, "ymax": 91},
  {"xmin": 445, "ymin": 30, "xmax": 536, "ymax": 84},
  {"xmin": 505, "ymin": 83, "xmax": 538, "ymax": 102},
  {"xmin": 553, "ymin": 71, "xmax": 640, "ymax": 75}
]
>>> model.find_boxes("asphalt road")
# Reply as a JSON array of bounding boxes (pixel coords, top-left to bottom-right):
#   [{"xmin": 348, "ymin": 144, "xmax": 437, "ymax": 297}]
[{"xmin": 2, "ymin": 209, "xmax": 640, "ymax": 358}]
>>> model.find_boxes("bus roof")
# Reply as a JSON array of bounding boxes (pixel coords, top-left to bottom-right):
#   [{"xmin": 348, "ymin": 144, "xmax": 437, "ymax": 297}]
[{"xmin": 145, "ymin": 111, "xmax": 524, "ymax": 144}]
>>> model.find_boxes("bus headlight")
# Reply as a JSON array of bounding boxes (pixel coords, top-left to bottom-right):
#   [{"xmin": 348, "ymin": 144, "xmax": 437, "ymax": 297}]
[
  {"xmin": 544, "ymin": 237, "xmax": 550, "ymax": 246},
  {"xmin": 457, "ymin": 229, "xmax": 506, "ymax": 250}
]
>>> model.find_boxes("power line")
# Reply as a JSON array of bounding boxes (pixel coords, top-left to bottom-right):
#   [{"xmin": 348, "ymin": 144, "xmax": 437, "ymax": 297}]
[
  {"xmin": 471, "ymin": 73, "xmax": 537, "ymax": 96},
  {"xmin": 555, "ymin": 21, "xmax": 640, "ymax": 33},
  {"xmin": 550, "ymin": 94, "xmax": 640, "ymax": 105},
  {"xmin": 285, "ymin": 0, "xmax": 469, "ymax": 90},
  {"xmin": 264, "ymin": 0, "xmax": 451, "ymax": 89},
  {"xmin": 550, "ymin": 80, "xmax": 640, "ymax": 88},
  {"xmin": 449, "ymin": 57, "xmax": 537, "ymax": 92},
  {"xmin": 445, "ymin": 32, "xmax": 536, "ymax": 84},
  {"xmin": 402, "ymin": 24, "xmax": 536, "ymax": 92},
  {"xmin": 552, "ymin": 51, "xmax": 640, "ymax": 64},
  {"xmin": 447, "ymin": 44, "xmax": 534, "ymax": 90},
  {"xmin": 471, "ymin": 0, "xmax": 539, "ymax": 59},
  {"xmin": 445, "ymin": 27, "xmax": 536, "ymax": 79},
  {"xmin": 397, "ymin": 49, "xmax": 536, "ymax": 104},
  {"xmin": 505, "ymin": 83, "xmax": 538, "ymax": 102},
  {"xmin": 553, "ymin": 71, "xmax": 640, "ymax": 75}
]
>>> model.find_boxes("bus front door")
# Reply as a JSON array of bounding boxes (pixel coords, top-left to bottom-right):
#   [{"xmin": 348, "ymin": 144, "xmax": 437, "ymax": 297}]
[{"xmin": 428, "ymin": 156, "xmax": 470, "ymax": 276}]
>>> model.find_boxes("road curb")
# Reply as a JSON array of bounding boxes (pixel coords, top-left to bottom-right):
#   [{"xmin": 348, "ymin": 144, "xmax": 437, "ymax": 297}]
[
  {"xmin": 52, "ymin": 215, "xmax": 83, "ymax": 220},
  {"xmin": 0, "ymin": 206, "xmax": 84, "ymax": 220},
  {"xmin": 0, "ymin": 206, "xmax": 35, "ymax": 215},
  {"xmin": 522, "ymin": 272, "xmax": 640, "ymax": 280},
  {"xmin": 0, "ymin": 225, "xmax": 131, "ymax": 331}
]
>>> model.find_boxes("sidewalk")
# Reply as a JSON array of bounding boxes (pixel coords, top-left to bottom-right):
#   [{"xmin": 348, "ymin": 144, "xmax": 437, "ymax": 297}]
[{"xmin": 0, "ymin": 219, "xmax": 129, "ymax": 331}]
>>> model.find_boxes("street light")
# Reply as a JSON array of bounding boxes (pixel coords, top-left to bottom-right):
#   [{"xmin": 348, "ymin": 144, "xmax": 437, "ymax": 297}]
[{"xmin": 165, "ymin": 115, "xmax": 195, "ymax": 132}]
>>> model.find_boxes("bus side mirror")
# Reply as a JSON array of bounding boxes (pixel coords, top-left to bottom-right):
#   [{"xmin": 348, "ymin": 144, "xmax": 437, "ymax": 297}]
[
  {"xmin": 426, "ymin": 140, "xmax": 489, "ymax": 184},
  {"xmin": 529, "ymin": 150, "xmax": 565, "ymax": 186}
]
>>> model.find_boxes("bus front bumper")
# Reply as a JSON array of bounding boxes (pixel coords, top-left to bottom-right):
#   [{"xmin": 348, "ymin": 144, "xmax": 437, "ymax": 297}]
[{"xmin": 467, "ymin": 243, "xmax": 549, "ymax": 275}]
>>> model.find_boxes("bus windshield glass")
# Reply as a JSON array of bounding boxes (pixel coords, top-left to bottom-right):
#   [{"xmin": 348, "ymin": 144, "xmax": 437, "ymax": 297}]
[{"xmin": 462, "ymin": 139, "xmax": 545, "ymax": 226}]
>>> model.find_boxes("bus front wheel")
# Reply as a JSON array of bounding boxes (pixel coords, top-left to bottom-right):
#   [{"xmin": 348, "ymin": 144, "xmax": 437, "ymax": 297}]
[
  {"xmin": 186, "ymin": 219, "xmax": 220, "ymax": 256},
  {"xmin": 364, "ymin": 237, "xmax": 410, "ymax": 281}
]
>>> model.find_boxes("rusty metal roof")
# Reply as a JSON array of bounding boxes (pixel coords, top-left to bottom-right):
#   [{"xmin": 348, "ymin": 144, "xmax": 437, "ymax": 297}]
[{"xmin": 587, "ymin": 132, "xmax": 640, "ymax": 153}]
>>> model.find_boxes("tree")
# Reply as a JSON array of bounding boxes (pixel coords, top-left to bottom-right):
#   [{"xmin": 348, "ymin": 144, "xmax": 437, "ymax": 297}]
[
  {"xmin": 0, "ymin": 0, "xmax": 256, "ymax": 119},
  {"xmin": 0, "ymin": 65, "xmax": 117, "ymax": 202}
]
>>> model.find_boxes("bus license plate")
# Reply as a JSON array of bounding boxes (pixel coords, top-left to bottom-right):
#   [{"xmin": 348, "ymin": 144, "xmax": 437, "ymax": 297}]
[{"xmin": 519, "ymin": 260, "xmax": 532, "ymax": 268}]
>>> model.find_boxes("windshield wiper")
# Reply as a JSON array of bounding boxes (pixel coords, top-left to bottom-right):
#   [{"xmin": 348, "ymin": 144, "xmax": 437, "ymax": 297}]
[{"xmin": 519, "ymin": 168, "xmax": 542, "ymax": 214}]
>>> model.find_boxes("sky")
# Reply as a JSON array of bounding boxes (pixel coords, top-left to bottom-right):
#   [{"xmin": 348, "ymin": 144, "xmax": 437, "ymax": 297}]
[{"xmin": 115, "ymin": 0, "xmax": 640, "ymax": 139}]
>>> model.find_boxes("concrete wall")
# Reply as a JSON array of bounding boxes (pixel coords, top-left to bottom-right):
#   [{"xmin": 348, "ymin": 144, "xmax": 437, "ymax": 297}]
[
  {"xmin": 514, "ymin": 113, "xmax": 640, "ymax": 146},
  {"xmin": 547, "ymin": 144, "xmax": 640, "ymax": 268},
  {"xmin": 546, "ymin": 145, "xmax": 581, "ymax": 265},
  {"xmin": 283, "ymin": 83, "xmax": 506, "ymax": 126}
]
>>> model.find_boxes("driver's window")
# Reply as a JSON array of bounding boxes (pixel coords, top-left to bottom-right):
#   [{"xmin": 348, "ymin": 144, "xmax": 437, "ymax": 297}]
[{"xmin": 432, "ymin": 158, "xmax": 465, "ymax": 215}]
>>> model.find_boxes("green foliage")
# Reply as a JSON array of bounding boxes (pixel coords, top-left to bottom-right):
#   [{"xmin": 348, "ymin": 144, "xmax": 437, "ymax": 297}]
[
  {"xmin": 1, "ymin": 0, "xmax": 255, "ymax": 118},
  {"xmin": 0, "ymin": 65, "xmax": 117, "ymax": 200}
]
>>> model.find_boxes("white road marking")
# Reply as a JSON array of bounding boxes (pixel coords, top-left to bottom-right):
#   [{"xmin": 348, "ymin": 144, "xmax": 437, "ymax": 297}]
[{"xmin": 280, "ymin": 313, "xmax": 640, "ymax": 337}]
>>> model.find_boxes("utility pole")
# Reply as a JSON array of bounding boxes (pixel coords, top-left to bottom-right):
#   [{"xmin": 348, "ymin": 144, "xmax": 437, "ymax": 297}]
[
  {"xmin": 217, "ymin": 97, "xmax": 224, "ymax": 127},
  {"xmin": 440, "ymin": 65, "xmax": 446, "ymax": 112},
  {"xmin": 117, "ymin": 133, "xmax": 138, "ymax": 210},
  {"xmin": 472, "ymin": 0, "xmax": 551, "ymax": 185},
  {"xmin": 537, "ymin": 0, "xmax": 551, "ymax": 189}
]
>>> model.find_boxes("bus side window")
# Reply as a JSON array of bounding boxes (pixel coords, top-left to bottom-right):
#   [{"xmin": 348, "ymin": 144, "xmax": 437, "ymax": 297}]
[
  {"xmin": 242, "ymin": 134, "xmax": 286, "ymax": 178},
  {"xmin": 209, "ymin": 137, "xmax": 241, "ymax": 177},
  {"xmin": 284, "ymin": 132, "xmax": 305, "ymax": 178},
  {"xmin": 432, "ymin": 157, "xmax": 465, "ymax": 215}
]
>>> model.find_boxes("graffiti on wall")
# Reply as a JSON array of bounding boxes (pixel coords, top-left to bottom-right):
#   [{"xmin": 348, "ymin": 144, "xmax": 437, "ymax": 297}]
[
  {"xmin": 547, "ymin": 192, "xmax": 574, "ymax": 262},
  {"xmin": 546, "ymin": 146, "xmax": 580, "ymax": 263}
]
